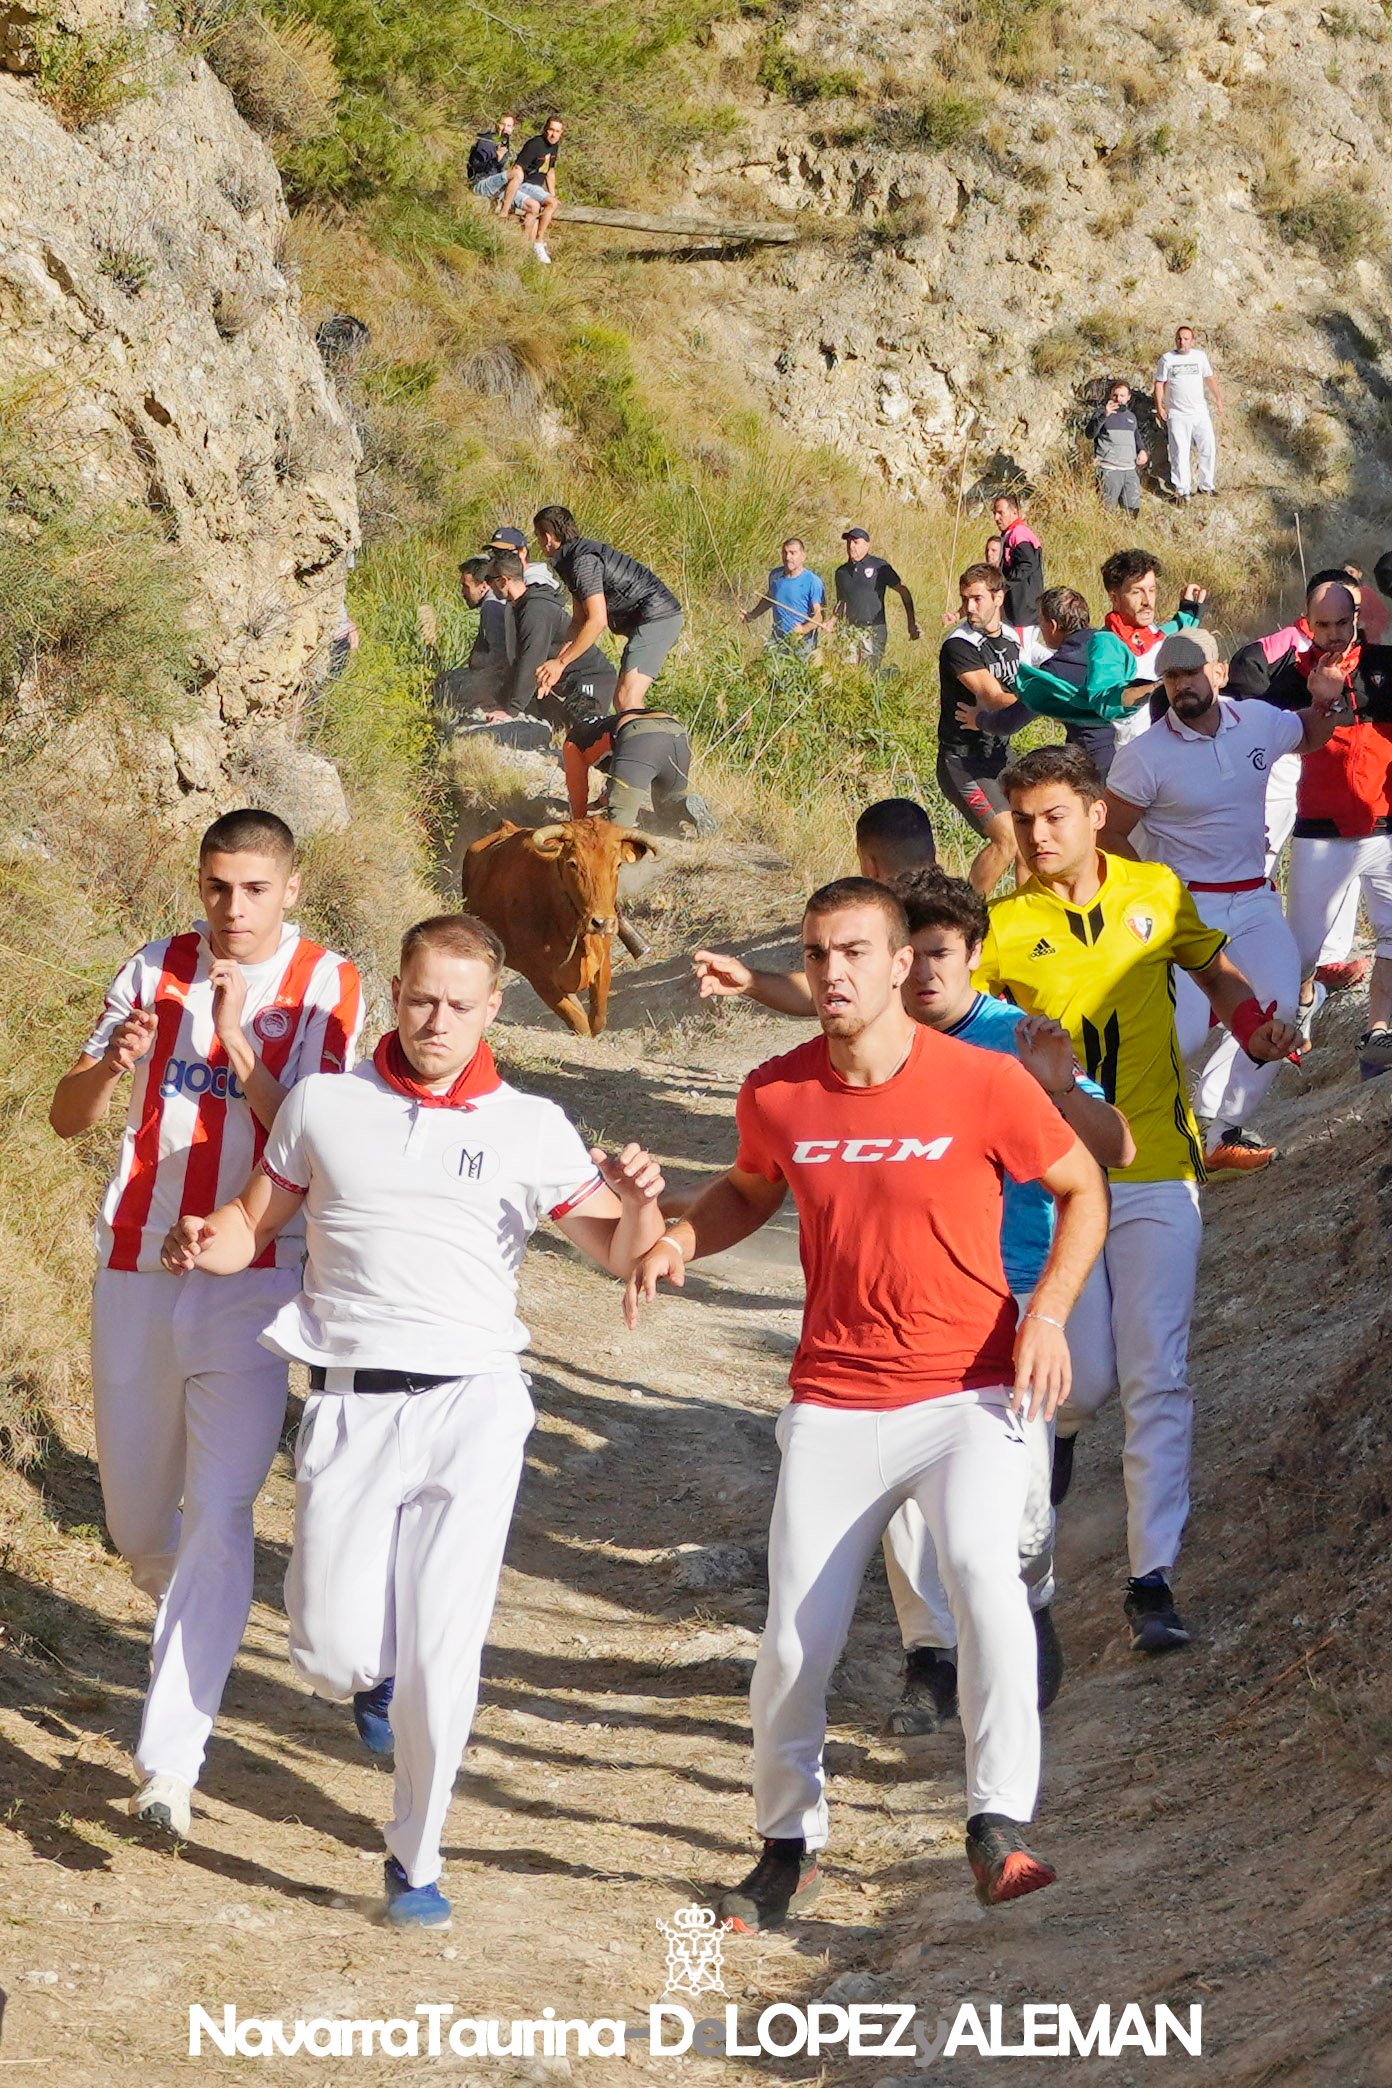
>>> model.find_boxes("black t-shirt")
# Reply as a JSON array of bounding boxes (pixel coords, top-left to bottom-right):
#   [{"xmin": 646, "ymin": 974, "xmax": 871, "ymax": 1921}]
[
  {"xmin": 517, "ymin": 133, "xmax": 561, "ymax": 186},
  {"xmin": 938, "ymin": 622, "xmax": 1020, "ymax": 759},
  {"xmin": 554, "ymin": 538, "xmax": 681, "ymax": 636},
  {"xmin": 834, "ymin": 553, "xmax": 901, "ymax": 628}
]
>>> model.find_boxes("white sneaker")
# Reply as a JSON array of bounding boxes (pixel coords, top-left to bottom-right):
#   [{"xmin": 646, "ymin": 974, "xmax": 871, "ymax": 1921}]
[
  {"xmin": 532, "ymin": 241, "xmax": 552, "ymax": 265},
  {"xmin": 131, "ymin": 1773, "xmax": 191, "ymax": 1842},
  {"xmin": 1295, "ymin": 982, "xmax": 1328, "ymax": 1046}
]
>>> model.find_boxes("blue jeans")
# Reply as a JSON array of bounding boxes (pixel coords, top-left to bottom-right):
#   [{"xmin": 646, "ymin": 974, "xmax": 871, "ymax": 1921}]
[{"xmin": 472, "ymin": 171, "xmax": 507, "ymax": 199}]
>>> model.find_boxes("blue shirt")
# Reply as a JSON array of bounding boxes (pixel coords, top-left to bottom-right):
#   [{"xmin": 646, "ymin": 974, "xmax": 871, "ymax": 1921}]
[
  {"xmin": 944, "ymin": 993, "xmax": 1103, "ymax": 1294},
  {"xmin": 766, "ymin": 568, "xmax": 825, "ymax": 644}
]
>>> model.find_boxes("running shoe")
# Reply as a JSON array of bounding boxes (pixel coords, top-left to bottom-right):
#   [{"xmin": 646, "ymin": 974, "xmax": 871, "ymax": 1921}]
[
  {"xmin": 130, "ymin": 1773, "xmax": 191, "ymax": 1842},
  {"xmin": 1035, "ymin": 1605, "xmax": 1064, "ymax": 1711},
  {"xmin": 1295, "ymin": 984, "xmax": 1327, "ymax": 1046},
  {"xmin": 965, "ymin": 1815, "xmax": 1057, "ymax": 1906},
  {"xmin": 1124, "ymin": 1574, "xmax": 1190, "ymax": 1654},
  {"xmin": 719, "ymin": 1838, "xmax": 820, "ymax": 1932},
  {"xmin": 1358, "ymin": 1028, "xmax": 1392, "ymax": 1081},
  {"xmin": 1316, "ymin": 957, "xmax": 1370, "ymax": 992},
  {"xmin": 353, "ymin": 1677, "xmax": 395, "ymax": 1758},
  {"xmin": 1205, "ymin": 1127, "xmax": 1276, "ymax": 1172},
  {"xmin": 533, "ymin": 241, "xmax": 552, "ymax": 265},
  {"xmin": 1050, "ymin": 1430, "xmax": 1076, "ymax": 1507},
  {"xmin": 885, "ymin": 1647, "xmax": 959, "ymax": 1735},
  {"xmin": 383, "ymin": 1856, "xmax": 452, "ymax": 1930}
]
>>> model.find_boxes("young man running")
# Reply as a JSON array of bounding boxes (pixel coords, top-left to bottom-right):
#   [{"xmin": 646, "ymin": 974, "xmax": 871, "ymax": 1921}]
[
  {"xmin": 1101, "ymin": 628, "xmax": 1337, "ymax": 1168},
  {"xmin": 631, "ymin": 880, "xmax": 1109, "ymax": 1921},
  {"xmin": 532, "ymin": 506, "xmax": 683, "ymax": 718},
  {"xmin": 978, "ymin": 747, "xmax": 1296, "ymax": 1650},
  {"xmin": 50, "ymin": 811, "xmax": 362, "ymax": 1839},
  {"xmin": 160, "ymin": 915, "xmax": 665, "ymax": 1928},
  {"xmin": 936, "ymin": 562, "xmax": 1023, "ymax": 894},
  {"xmin": 880, "ymin": 871, "xmax": 1132, "ymax": 1735}
]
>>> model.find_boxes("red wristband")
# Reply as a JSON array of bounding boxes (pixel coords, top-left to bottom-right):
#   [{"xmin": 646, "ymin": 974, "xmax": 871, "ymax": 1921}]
[{"xmin": 1229, "ymin": 996, "xmax": 1274, "ymax": 1058}]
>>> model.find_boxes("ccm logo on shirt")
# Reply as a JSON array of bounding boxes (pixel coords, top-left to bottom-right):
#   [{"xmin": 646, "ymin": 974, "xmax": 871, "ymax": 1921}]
[
  {"xmin": 791, "ymin": 1136, "xmax": 953, "ymax": 1165},
  {"xmin": 159, "ymin": 1059, "xmax": 245, "ymax": 1100}
]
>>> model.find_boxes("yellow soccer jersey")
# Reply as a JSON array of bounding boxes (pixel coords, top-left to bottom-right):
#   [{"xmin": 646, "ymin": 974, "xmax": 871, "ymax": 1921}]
[{"xmin": 975, "ymin": 854, "xmax": 1226, "ymax": 1184}]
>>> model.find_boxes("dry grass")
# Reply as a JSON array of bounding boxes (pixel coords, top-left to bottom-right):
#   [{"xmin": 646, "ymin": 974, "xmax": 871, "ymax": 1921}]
[{"xmin": 207, "ymin": 8, "xmax": 338, "ymax": 146}]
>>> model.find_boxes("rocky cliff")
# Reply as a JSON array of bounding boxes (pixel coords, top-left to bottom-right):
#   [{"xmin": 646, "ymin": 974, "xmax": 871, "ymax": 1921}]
[
  {"xmin": 679, "ymin": 0, "xmax": 1392, "ymax": 530},
  {"xmin": 0, "ymin": 0, "xmax": 357, "ymax": 819}
]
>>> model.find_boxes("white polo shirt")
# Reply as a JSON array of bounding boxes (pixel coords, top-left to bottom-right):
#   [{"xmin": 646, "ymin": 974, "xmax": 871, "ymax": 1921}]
[
  {"xmin": 259, "ymin": 1063, "xmax": 604, "ymax": 1374},
  {"xmin": 1154, "ymin": 347, "xmax": 1214, "ymax": 417},
  {"xmin": 1107, "ymin": 697, "xmax": 1305, "ymax": 884}
]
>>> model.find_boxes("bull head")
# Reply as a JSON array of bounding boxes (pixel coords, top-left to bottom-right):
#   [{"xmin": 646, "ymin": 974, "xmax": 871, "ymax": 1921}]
[{"xmin": 524, "ymin": 819, "xmax": 657, "ymax": 941}]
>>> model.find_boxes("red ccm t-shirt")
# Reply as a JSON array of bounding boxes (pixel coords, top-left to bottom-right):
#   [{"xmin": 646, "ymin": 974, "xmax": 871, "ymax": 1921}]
[{"xmin": 734, "ymin": 1024, "xmax": 1074, "ymax": 1410}]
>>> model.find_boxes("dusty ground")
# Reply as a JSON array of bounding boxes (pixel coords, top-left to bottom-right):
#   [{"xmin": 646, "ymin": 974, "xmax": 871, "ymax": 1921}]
[{"xmin": 3, "ymin": 807, "xmax": 1392, "ymax": 2086}]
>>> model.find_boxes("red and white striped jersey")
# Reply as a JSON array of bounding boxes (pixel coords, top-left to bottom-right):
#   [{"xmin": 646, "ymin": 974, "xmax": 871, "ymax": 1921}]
[{"xmin": 83, "ymin": 921, "xmax": 363, "ymax": 1273}]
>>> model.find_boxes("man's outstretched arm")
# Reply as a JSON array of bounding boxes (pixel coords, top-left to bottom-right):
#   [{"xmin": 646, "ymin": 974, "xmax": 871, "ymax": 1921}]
[
  {"xmin": 160, "ymin": 1168, "xmax": 304, "ymax": 1275},
  {"xmin": 624, "ymin": 1166, "xmax": 786, "ymax": 1326}
]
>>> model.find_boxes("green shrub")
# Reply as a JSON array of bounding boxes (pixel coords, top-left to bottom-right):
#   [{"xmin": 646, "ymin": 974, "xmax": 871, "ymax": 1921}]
[
  {"xmin": 1155, "ymin": 227, "xmax": 1198, "ymax": 273},
  {"xmin": 1269, "ymin": 183, "xmax": 1382, "ymax": 264},
  {"xmin": 207, "ymin": 8, "xmax": 338, "ymax": 145},
  {"xmin": 30, "ymin": 16, "xmax": 146, "ymax": 129},
  {"xmin": 756, "ymin": 29, "xmax": 863, "ymax": 103}
]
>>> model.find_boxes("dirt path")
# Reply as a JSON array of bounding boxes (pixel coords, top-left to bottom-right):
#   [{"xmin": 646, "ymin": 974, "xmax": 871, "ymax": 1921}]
[{"xmin": 4, "ymin": 960, "xmax": 1392, "ymax": 2085}]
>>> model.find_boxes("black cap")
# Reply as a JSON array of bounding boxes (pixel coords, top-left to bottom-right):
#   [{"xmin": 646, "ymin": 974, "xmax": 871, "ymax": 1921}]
[
  {"xmin": 841, "ymin": 524, "xmax": 870, "ymax": 541},
  {"xmin": 484, "ymin": 525, "xmax": 527, "ymax": 551}
]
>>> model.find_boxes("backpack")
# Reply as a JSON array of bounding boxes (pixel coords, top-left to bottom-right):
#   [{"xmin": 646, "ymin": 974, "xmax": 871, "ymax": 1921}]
[{"xmin": 467, "ymin": 133, "xmax": 499, "ymax": 183}]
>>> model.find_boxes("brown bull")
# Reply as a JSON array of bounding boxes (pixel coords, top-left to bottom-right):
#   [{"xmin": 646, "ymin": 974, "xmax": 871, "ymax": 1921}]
[{"xmin": 461, "ymin": 816, "xmax": 657, "ymax": 1038}]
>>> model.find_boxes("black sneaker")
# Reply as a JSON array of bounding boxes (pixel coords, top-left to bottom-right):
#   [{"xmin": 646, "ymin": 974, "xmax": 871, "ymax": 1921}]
[
  {"xmin": 1050, "ymin": 1431, "xmax": 1076, "ymax": 1507},
  {"xmin": 885, "ymin": 1646, "xmax": 959, "ymax": 1735},
  {"xmin": 1035, "ymin": 1605, "xmax": 1064, "ymax": 1710},
  {"xmin": 718, "ymin": 1838, "xmax": 820, "ymax": 1932},
  {"xmin": 965, "ymin": 1813, "xmax": 1057, "ymax": 1906},
  {"xmin": 1124, "ymin": 1574, "xmax": 1191, "ymax": 1654}
]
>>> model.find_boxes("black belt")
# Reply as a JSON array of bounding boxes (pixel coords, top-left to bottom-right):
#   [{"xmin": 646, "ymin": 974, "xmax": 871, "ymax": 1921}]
[{"xmin": 307, "ymin": 1365, "xmax": 454, "ymax": 1395}]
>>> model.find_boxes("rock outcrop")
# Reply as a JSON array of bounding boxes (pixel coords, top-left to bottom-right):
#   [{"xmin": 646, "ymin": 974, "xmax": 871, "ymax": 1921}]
[
  {"xmin": 681, "ymin": 0, "xmax": 1392, "ymax": 522},
  {"xmin": 0, "ymin": 0, "xmax": 358, "ymax": 815}
]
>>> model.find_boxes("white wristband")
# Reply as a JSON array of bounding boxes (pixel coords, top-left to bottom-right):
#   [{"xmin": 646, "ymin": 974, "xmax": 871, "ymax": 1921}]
[
  {"xmin": 1024, "ymin": 1311, "xmax": 1066, "ymax": 1331},
  {"xmin": 660, "ymin": 1229, "xmax": 689, "ymax": 1264}
]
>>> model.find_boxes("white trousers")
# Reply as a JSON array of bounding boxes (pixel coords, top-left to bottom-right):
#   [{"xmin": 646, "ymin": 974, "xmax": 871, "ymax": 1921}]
[
  {"xmin": 1287, "ymin": 833, "xmax": 1392, "ymax": 973},
  {"xmin": 1166, "ymin": 409, "xmax": 1216, "ymax": 496},
  {"xmin": 286, "ymin": 1369, "xmax": 534, "ymax": 1888},
  {"xmin": 752, "ymin": 1392, "xmax": 1038, "ymax": 1843},
  {"xmin": 1051, "ymin": 1179, "xmax": 1202, "ymax": 1579},
  {"xmin": 1263, "ymin": 757, "xmax": 1357, "ymax": 960},
  {"xmin": 91, "ymin": 1265, "xmax": 296, "ymax": 1785},
  {"xmin": 1173, "ymin": 884, "xmax": 1301, "ymax": 1136},
  {"xmin": 881, "ymin": 1288, "xmax": 1068, "ymax": 1648}
]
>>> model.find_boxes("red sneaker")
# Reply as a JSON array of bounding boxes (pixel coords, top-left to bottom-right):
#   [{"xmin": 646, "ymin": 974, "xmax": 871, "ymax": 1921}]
[
  {"xmin": 966, "ymin": 1817, "xmax": 1057, "ymax": 1907},
  {"xmin": 1205, "ymin": 1130, "xmax": 1277, "ymax": 1172},
  {"xmin": 1315, "ymin": 958, "xmax": 1371, "ymax": 992}
]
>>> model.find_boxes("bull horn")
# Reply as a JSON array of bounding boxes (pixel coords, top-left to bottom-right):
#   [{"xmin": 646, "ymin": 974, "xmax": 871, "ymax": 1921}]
[{"xmin": 529, "ymin": 822, "xmax": 568, "ymax": 851}]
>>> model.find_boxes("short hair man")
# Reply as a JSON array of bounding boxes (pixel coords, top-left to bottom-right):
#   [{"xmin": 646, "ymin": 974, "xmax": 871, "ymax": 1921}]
[
  {"xmin": 467, "ymin": 112, "xmax": 516, "ymax": 203},
  {"xmin": 979, "ymin": 747, "xmax": 1295, "ymax": 1651},
  {"xmin": 691, "ymin": 798, "xmax": 936, "ymax": 1011},
  {"xmin": 881, "ymin": 869, "xmax": 1132, "ymax": 1734},
  {"xmin": 991, "ymin": 492, "xmax": 1045, "ymax": 627},
  {"xmin": 1101, "ymin": 626, "xmax": 1338, "ymax": 1168},
  {"xmin": 741, "ymin": 539, "xmax": 826, "ymax": 655},
  {"xmin": 631, "ymin": 879, "xmax": 1109, "ymax": 1920},
  {"xmin": 935, "ymin": 562, "xmax": 1022, "ymax": 894},
  {"xmin": 50, "ymin": 811, "xmax": 363, "ymax": 1842},
  {"xmin": 1153, "ymin": 325, "xmax": 1222, "ymax": 503},
  {"xmin": 832, "ymin": 527, "xmax": 919, "ymax": 668},
  {"xmin": 1086, "ymin": 381, "xmax": 1150, "ymax": 515},
  {"xmin": 486, "ymin": 548, "xmax": 617, "ymax": 729},
  {"xmin": 160, "ymin": 915, "xmax": 665, "ymax": 1927},
  {"xmin": 533, "ymin": 506, "xmax": 683, "ymax": 716},
  {"xmin": 502, "ymin": 116, "xmax": 564, "ymax": 264},
  {"xmin": 439, "ymin": 555, "xmax": 512, "ymax": 724}
]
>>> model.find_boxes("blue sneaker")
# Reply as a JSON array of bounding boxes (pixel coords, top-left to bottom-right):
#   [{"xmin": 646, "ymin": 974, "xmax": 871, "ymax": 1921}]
[
  {"xmin": 353, "ymin": 1677, "xmax": 394, "ymax": 1758},
  {"xmin": 383, "ymin": 1856, "xmax": 452, "ymax": 1930}
]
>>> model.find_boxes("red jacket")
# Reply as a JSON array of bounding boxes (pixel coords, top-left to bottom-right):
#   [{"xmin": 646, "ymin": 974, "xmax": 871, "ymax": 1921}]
[{"xmin": 1265, "ymin": 645, "xmax": 1392, "ymax": 837}]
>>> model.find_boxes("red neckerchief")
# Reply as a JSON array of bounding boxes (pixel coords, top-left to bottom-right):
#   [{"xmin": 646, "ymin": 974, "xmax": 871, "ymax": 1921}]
[
  {"xmin": 371, "ymin": 1030, "xmax": 502, "ymax": 1110},
  {"xmin": 1104, "ymin": 608, "xmax": 1162, "ymax": 657},
  {"xmin": 1293, "ymin": 634, "xmax": 1361, "ymax": 684}
]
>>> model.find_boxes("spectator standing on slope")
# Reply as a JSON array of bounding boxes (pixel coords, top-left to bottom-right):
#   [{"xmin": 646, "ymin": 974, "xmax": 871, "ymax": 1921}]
[
  {"xmin": 1086, "ymin": 381, "xmax": 1150, "ymax": 516},
  {"xmin": 1153, "ymin": 325, "xmax": 1221, "ymax": 504},
  {"xmin": 992, "ymin": 492, "xmax": 1045, "ymax": 627},
  {"xmin": 741, "ymin": 539, "xmax": 826, "ymax": 656},
  {"xmin": 832, "ymin": 526, "xmax": 919, "ymax": 669}
]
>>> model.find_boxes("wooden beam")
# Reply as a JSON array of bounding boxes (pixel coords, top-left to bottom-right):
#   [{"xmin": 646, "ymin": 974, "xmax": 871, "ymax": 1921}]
[{"xmin": 554, "ymin": 202, "xmax": 802, "ymax": 244}]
